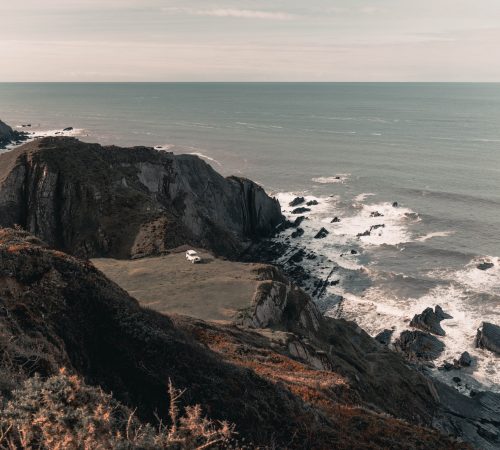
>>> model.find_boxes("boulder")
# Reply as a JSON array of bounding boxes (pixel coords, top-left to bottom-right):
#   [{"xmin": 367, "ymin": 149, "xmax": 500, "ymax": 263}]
[
  {"xmin": 392, "ymin": 202, "xmax": 399, "ymax": 208},
  {"xmin": 291, "ymin": 228, "xmax": 304, "ymax": 239},
  {"xmin": 291, "ymin": 207, "xmax": 311, "ymax": 215},
  {"xmin": 314, "ymin": 227, "xmax": 329, "ymax": 239},
  {"xmin": 289, "ymin": 196, "xmax": 305, "ymax": 207},
  {"xmin": 410, "ymin": 306, "xmax": 452, "ymax": 336},
  {"xmin": 357, "ymin": 230, "xmax": 371, "ymax": 237},
  {"xmin": 306, "ymin": 200, "xmax": 319, "ymax": 206},
  {"xmin": 370, "ymin": 211, "xmax": 384, "ymax": 218},
  {"xmin": 330, "ymin": 216, "xmax": 341, "ymax": 223},
  {"xmin": 291, "ymin": 216, "xmax": 305, "ymax": 228},
  {"xmin": 458, "ymin": 351, "xmax": 472, "ymax": 367},
  {"xmin": 63, "ymin": 127, "xmax": 74, "ymax": 131},
  {"xmin": 370, "ymin": 224, "xmax": 385, "ymax": 232},
  {"xmin": 396, "ymin": 330, "xmax": 445, "ymax": 360},
  {"xmin": 477, "ymin": 262, "xmax": 494, "ymax": 271},
  {"xmin": 475, "ymin": 322, "xmax": 500, "ymax": 354}
]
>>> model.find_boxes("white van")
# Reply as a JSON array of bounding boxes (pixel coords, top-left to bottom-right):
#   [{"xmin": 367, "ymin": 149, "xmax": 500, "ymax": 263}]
[{"xmin": 185, "ymin": 250, "xmax": 202, "ymax": 264}]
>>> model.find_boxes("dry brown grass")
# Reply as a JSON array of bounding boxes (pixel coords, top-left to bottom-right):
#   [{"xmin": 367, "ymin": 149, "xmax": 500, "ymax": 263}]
[{"xmin": 0, "ymin": 369, "xmax": 235, "ymax": 450}]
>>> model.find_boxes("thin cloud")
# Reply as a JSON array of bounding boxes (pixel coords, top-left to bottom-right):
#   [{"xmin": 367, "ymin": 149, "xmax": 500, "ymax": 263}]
[{"xmin": 164, "ymin": 7, "xmax": 295, "ymax": 21}]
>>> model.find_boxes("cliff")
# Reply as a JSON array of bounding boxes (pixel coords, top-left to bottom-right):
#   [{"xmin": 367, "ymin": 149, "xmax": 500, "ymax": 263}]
[
  {"xmin": 0, "ymin": 137, "xmax": 283, "ymax": 259},
  {"xmin": 0, "ymin": 228, "xmax": 468, "ymax": 449}
]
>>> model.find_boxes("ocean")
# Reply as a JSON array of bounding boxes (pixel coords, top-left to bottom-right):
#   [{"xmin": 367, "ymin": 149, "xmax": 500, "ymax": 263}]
[{"xmin": 1, "ymin": 82, "xmax": 499, "ymax": 391}]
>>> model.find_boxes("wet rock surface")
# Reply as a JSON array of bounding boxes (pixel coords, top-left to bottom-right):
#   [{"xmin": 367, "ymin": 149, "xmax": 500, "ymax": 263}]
[
  {"xmin": 476, "ymin": 322, "xmax": 500, "ymax": 355},
  {"xmin": 410, "ymin": 306, "xmax": 452, "ymax": 336}
]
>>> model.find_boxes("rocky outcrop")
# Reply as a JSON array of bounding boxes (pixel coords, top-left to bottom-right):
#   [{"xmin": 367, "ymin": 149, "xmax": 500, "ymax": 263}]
[
  {"xmin": 395, "ymin": 330, "xmax": 445, "ymax": 360},
  {"xmin": 410, "ymin": 306, "xmax": 452, "ymax": 336},
  {"xmin": 0, "ymin": 138, "xmax": 283, "ymax": 258},
  {"xmin": 476, "ymin": 322, "xmax": 500, "ymax": 355},
  {"xmin": 0, "ymin": 119, "xmax": 28, "ymax": 149}
]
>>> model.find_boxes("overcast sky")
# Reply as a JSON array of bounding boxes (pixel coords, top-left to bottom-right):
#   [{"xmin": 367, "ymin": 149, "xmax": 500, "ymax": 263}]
[{"xmin": 2, "ymin": 0, "xmax": 500, "ymax": 81}]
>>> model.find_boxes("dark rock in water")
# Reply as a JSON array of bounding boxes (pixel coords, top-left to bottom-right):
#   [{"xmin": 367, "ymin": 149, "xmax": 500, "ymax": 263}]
[
  {"xmin": 477, "ymin": 262, "xmax": 494, "ymax": 271},
  {"xmin": 392, "ymin": 202, "xmax": 399, "ymax": 208},
  {"xmin": 375, "ymin": 329, "xmax": 393, "ymax": 346},
  {"xmin": 330, "ymin": 279, "xmax": 339, "ymax": 286},
  {"xmin": 63, "ymin": 127, "xmax": 74, "ymax": 132},
  {"xmin": 291, "ymin": 207, "xmax": 311, "ymax": 215},
  {"xmin": 452, "ymin": 377, "xmax": 461, "ymax": 383},
  {"xmin": 357, "ymin": 230, "xmax": 371, "ymax": 237},
  {"xmin": 289, "ymin": 196, "xmax": 305, "ymax": 207},
  {"xmin": 350, "ymin": 249, "xmax": 358, "ymax": 255},
  {"xmin": 475, "ymin": 322, "xmax": 500, "ymax": 354},
  {"xmin": 369, "ymin": 224, "xmax": 385, "ymax": 232},
  {"xmin": 289, "ymin": 249, "xmax": 306, "ymax": 264},
  {"xmin": 458, "ymin": 351, "xmax": 472, "ymax": 367},
  {"xmin": 0, "ymin": 137, "xmax": 283, "ymax": 259},
  {"xmin": 438, "ymin": 361, "xmax": 454, "ymax": 371},
  {"xmin": 306, "ymin": 200, "xmax": 319, "ymax": 206},
  {"xmin": 396, "ymin": 330, "xmax": 445, "ymax": 360},
  {"xmin": 292, "ymin": 216, "xmax": 305, "ymax": 228},
  {"xmin": 410, "ymin": 306, "xmax": 451, "ymax": 336},
  {"xmin": 370, "ymin": 211, "xmax": 384, "ymax": 218},
  {"xmin": 21, "ymin": 124, "xmax": 31, "ymax": 127},
  {"xmin": 306, "ymin": 252, "xmax": 317, "ymax": 260},
  {"xmin": 330, "ymin": 216, "xmax": 341, "ymax": 223},
  {"xmin": 291, "ymin": 228, "xmax": 304, "ymax": 239},
  {"xmin": 314, "ymin": 227, "xmax": 329, "ymax": 239},
  {"xmin": 435, "ymin": 305, "xmax": 453, "ymax": 320}
]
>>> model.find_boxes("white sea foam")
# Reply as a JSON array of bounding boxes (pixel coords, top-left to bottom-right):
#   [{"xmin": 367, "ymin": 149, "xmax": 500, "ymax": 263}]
[
  {"xmin": 311, "ymin": 174, "xmax": 350, "ymax": 184},
  {"xmin": 336, "ymin": 283, "xmax": 500, "ymax": 392},
  {"xmin": 431, "ymin": 256, "xmax": 500, "ymax": 296},
  {"xmin": 416, "ymin": 231, "xmax": 455, "ymax": 242},
  {"xmin": 273, "ymin": 189, "xmax": 500, "ymax": 392},
  {"xmin": 331, "ymin": 202, "xmax": 417, "ymax": 246},
  {"xmin": 353, "ymin": 192, "xmax": 375, "ymax": 203},
  {"xmin": 188, "ymin": 152, "xmax": 222, "ymax": 167}
]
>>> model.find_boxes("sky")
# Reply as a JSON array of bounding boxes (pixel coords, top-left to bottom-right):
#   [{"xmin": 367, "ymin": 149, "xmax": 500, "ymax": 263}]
[{"xmin": 1, "ymin": 0, "xmax": 500, "ymax": 81}]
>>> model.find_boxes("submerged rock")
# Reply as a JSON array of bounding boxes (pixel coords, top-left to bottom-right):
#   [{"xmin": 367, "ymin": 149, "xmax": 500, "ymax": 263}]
[
  {"xmin": 306, "ymin": 200, "xmax": 319, "ymax": 206},
  {"xmin": 410, "ymin": 306, "xmax": 452, "ymax": 336},
  {"xmin": 289, "ymin": 196, "xmax": 305, "ymax": 207},
  {"xmin": 370, "ymin": 211, "xmax": 384, "ymax": 218},
  {"xmin": 392, "ymin": 202, "xmax": 399, "ymax": 208},
  {"xmin": 396, "ymin": 330, "xmax": 445, "ymax": 360},
  {"xmin": 357, "ymin": 230, "xmax": 371, "ymax": 237},
  {"xmin": 475, "ymin": 322, "xmax": 500, "ymax": 355},
  {"xmin": 477, "ymin": 262, "xmax": 494, "ymax": 271},
  {"xmin": 314, "ymin": 227, "xmax": 329, "ymax": 239}
]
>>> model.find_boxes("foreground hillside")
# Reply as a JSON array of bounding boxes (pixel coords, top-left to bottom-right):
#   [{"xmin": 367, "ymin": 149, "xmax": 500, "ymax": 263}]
[{"xmin": 0, "ymin": 228, "xmax": 469, "ymax": 449}]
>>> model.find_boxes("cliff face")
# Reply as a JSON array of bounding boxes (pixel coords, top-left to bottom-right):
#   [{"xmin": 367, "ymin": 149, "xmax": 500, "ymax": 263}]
[
  {"xmin": 0, "ymin": 137, "xmax": 283, "ymax": 258},
  {"xmin": 0, "ymin": 228, "xmax": 468, "ymax": 449}
]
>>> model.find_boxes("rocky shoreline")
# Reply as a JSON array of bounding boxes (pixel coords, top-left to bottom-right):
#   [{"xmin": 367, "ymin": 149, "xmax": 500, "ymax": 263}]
[{"xmin": 0, "ymin": 130, "xmax": 499, "ymax": 448}]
